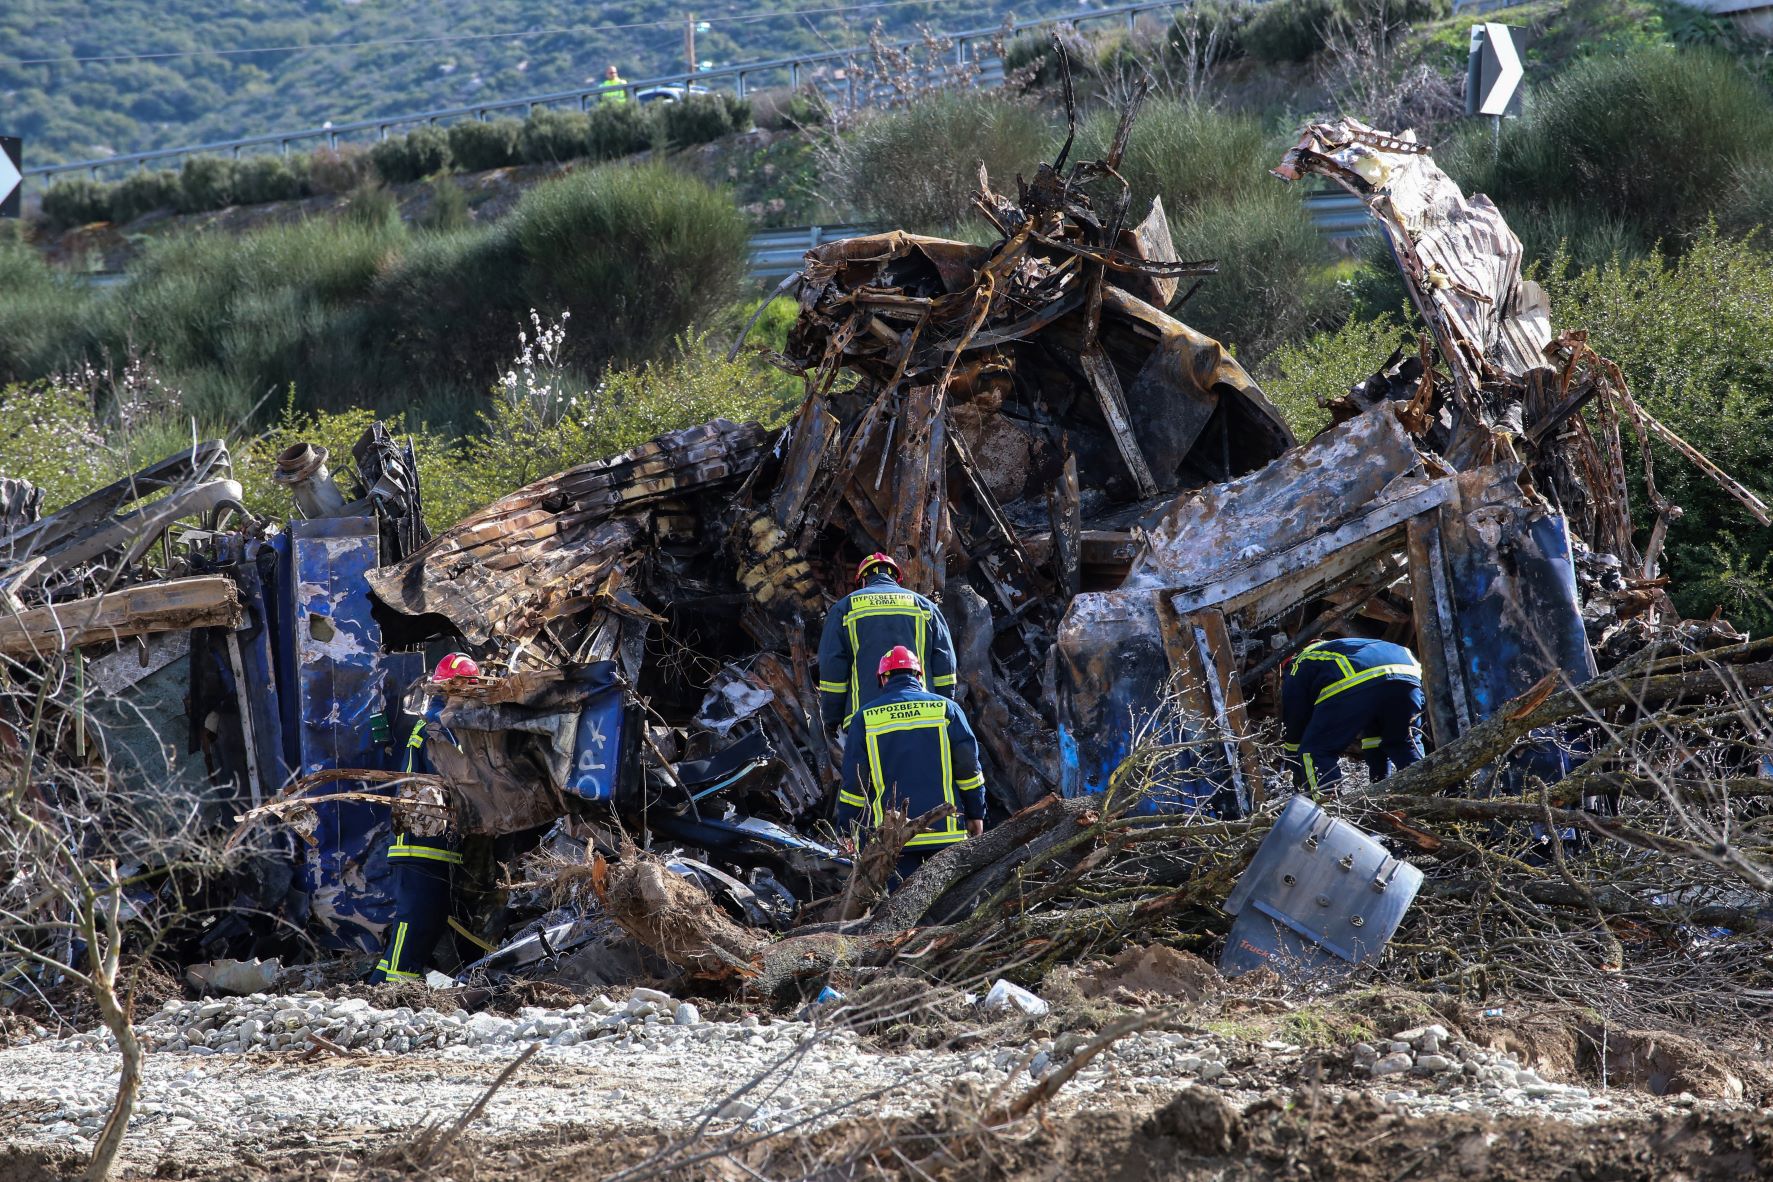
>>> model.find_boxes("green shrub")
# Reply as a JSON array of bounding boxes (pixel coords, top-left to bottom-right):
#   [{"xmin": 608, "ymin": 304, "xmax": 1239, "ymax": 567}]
[
  {"xmin": 829, "ymin": 92, "xmax": 1056, "ymax": 233},
  {"xmin": 656, "ymin": 93, "xmax": 751, "ymax": 148},
  {"xmin": 585, "ymin": 100, "xmax": 656, "ymax": 160},
  {"xmin": 370, "ymin": 125, "xmax": 452, "ymax": 184},
  {"xmin": 509, "ymin": 161, "xmax": 749, "ymax": 367},
  {"xmin": 520, "ymin": 109, "xmax": 592, "ymax": 164},
  {"xmin": 1163, "ymin": 0, "xmax": 1251, "ymax": 63},
  {"xmin": 233, "ymin": 154, "xmax": 307, "ymax": 204},
  {"xmin": 1255, "ymin": 313, "xmax": 1409, "ymax": 438},
  {"xmin": 0, "ymin": 382, "xmax": 120, "ymax": 508},
  {"xmin": 1545, "ymin": 228, "xmax": 1773, "ymax": 627},
  {"xmin": 1169, "ymin": 184, "xmax": 1342, "ymax": 362},
  {"xmin": 0, "ymin": 241, "xmax": 97, "ymax": 382},
  {"xmin": 419, "ymin": 178, "xmax": 471, "ymax": 232},
  {"xmin": 343, "ymin": 182, "xmax": 400, "ymax": 229},
  {"xmin": 176, "ymin": 156, "xmax": 240, "ymax": 213},
  {"xmin": 1085, "ymin": 98, "xmax": 1278, "ymax": 218},
  {"xmin": 40, "ymin": 177, "xmax": 111, "ymax": 231},
  {"xmin": 783, "ymin": 88, "xmax": 831, "ymax": 128},
  {"xmin": 1242, "ymin": 0, "xmax": 1341, "ymax": 62},
  {"xmin": 1242, "ymin": 0, "xmax": 1448, "ymax": 63},
  {"xmin": 307, "ymin": 145, "xmax": 376, "ymax": 195},
  {"xmin": 447, "ymin": 118, "xmax": 523, "ymax": 171},
  {"xmin": 107, "ymin": 170, "xmax": 181, "ymax": 223},
  {"xmin": 1451, "ymin": 47, "xmax": 1773, "ymax": 251}
]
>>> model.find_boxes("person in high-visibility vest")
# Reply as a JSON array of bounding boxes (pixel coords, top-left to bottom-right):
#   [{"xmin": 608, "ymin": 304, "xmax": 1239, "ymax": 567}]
[
  {"xmin": 837, "ymin": 645, "xmax": 986, "ymax": 884},
  {"xmin": 367, "ymin": 652, "xmax": 477, "ymax": 984},
  {"xmin": 816, "ymin": 552, "xmax": 957, "ymax": 738},
  {"xmin": 598, "ymin": 64, "xmax": 629, "ymax": 104},
  {"xmin": 1280, "ymin": 637, "xmax": 1423, "ymax": 797}
]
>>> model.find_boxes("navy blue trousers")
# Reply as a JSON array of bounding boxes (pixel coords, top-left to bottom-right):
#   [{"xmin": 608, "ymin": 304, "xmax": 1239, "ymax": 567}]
[
  {"xmin": 1292, "ymin": 678, "xmax": 1424, "ymax": 794},
  {"xmin": 368, "ymin": 844, "xmax": 456, "ymax": 983}
]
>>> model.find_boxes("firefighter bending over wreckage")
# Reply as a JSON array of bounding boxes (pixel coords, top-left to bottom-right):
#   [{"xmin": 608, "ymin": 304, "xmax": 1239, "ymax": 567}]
[
  {"xmin": 1281, "ymin": 636, "xmax": 1424, "ymax": 797},
  {"xmin": 368, "ymin": 652, "xmax": 476, "ymax": 984},
  {"xmin": 817, "ymin": 552, "xmax": 958, "ymax": 738},
  {"xmin": 838, "ymin": 646, "xmax": 987, "ymax": 882}
]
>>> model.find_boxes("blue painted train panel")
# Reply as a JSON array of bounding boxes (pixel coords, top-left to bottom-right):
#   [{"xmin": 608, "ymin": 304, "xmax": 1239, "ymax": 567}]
[{"xmin": 286, "ymin": 517, "xmax": 398, "ymax": 951}]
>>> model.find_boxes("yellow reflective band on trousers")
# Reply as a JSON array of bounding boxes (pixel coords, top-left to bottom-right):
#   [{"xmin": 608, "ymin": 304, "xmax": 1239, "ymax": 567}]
[
  {"xmin": 388, "ymin": 835, "xmax": 462, "ymax": 864},
  {"xmin": 1361, "ymin": 736, "xmax": 1383, "ymax": 750},
  {"xmin": 377, "ymin": 921, "xmax": 420, "ymax": 979},
  {"xmin": 1302, "ymin": 753, "xmax": 1320, "ymax": 794},
  {"xmin": 1314, "ymin": 662, "xmax": 1421, "ymax": 704},
  {"xmin": 841, "ymin": 592, "xmax": 928, "ymax": 726},
  {"xmin": 859, "ymin": 698, "xmax": 965, "ymax": 847}
]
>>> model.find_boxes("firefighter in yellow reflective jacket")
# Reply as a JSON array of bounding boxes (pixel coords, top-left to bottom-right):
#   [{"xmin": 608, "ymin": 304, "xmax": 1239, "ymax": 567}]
[
  {"xmin": 368, "ymin": 653, "xmax": 475, "ymax": 984},
  {"xmin": 837, "ymin": 646, "xmax": 986, "ymax": 881},
  {"xmin": 1281, "ymin": 637, "xmax": 1423, "ymax": 797},
  {"xmin": 817, "ymin": 552, "xmax": 957, "ymax": 737}
]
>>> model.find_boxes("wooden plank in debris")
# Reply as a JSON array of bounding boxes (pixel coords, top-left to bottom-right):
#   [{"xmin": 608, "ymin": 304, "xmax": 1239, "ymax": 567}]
[
  {"xmin": 1406, "ymin": 510, "xmax": 1470, "ymax": 747},
  {"xmin": 0, "ymin": 576, "xmax": 242, "ymax": 660},
  {"xmin": 1078, "ymin": 345, "xmax": 1160, "ymax": 500}
]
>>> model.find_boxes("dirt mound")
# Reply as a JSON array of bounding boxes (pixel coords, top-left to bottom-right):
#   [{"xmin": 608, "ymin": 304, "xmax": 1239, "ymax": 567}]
[{"xmin": 479, "ymin": 1093, "xmax": 1773, "ymax": 1182}]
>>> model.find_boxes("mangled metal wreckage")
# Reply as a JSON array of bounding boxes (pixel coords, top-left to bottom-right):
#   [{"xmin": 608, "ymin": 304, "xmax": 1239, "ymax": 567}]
[{"xmin": 3, "ymin": 114, "xmax": 1763, "ymax": 987}]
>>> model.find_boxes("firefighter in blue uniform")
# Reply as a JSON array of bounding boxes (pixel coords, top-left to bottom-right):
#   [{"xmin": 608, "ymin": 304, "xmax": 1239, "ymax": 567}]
[
  {"xmin": 367, "ymin": 652, "xmax": 476, "ymax": 984},
  {"xmin": 837, "ymin": 646, "xmax": 986, "ymax": 881},
  {"xmin": 1281, "ymin": 637, "xmax": 1424, "ymax": 797},
  {"xmin": 817, "ymin": 552, "xmax": 958, "ymax": 737}
]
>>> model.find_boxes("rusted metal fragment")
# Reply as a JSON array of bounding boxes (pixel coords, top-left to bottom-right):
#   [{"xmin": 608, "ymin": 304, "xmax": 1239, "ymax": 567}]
[
  {"xmin": 0, "ymin": 575, "xmax": 242, "ymax": 659},
  {"xmin": 1113, "ymin": 195, "xmax": 1182, "ymax": 308},
  {"xmin": 1128, "ymin": 407, "xmax": 1425, "ymax": 593},
  {"xmin": 367, "ymin": 420, "xmax": 769, "ymax": 645}
]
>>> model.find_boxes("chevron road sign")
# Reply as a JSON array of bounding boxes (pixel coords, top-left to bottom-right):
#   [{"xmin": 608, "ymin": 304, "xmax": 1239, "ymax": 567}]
[
  {"xmin": 1466, "ymin": 23, "xmax": 1524, "ymax": 118},
  {"xmin": 0, "ymin": 138, "xmax": 19, "ymax": 218}
]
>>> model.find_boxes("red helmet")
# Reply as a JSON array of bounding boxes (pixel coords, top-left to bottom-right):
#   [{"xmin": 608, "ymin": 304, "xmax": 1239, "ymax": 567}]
[
  {"xmin": 855, "ymin": 552, "xmax": 900, "ymax": 585},
  {"xmin": 877, "ymin": 645, "xmax": 923, "ymax": 685},
  {"xmin": 433, "ymin": 652, "xmax": 481, "ymax": 681}
]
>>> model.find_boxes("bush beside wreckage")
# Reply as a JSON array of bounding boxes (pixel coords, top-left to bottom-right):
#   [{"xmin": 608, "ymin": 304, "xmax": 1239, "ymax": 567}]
[{"xmin": 3, "ymin": 113, "xmax": 1770, "ymax": 1004}]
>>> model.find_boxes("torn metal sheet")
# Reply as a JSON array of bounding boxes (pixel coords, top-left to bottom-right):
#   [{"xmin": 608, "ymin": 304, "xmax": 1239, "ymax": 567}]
[{"xmin": 367, "ymin": 420, "xmax": 770, "ymax": 648}]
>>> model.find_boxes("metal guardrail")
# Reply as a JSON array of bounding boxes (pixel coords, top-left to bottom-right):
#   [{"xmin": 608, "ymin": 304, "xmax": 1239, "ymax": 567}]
[
  {"xmin": 748, "ymin": 223, "xmax": 876, "ymax": 284},
  {"xmin": 73, "ymin": 198, "xmax": 1370, "ymax": 291},
  {"xmin": 28, "ymin": 0, "xmax": 1187, "ymax": 182}
]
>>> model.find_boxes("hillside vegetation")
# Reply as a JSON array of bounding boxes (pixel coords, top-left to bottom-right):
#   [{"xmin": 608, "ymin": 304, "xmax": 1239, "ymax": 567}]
[{"xmin": 3, "ymin": 0, "xmax": 1024, "ymax": 166}]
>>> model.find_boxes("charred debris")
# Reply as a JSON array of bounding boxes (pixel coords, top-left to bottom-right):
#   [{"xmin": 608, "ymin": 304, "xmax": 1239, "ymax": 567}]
[{"xmin": 2, "ymin": 110, "xmax": 1768, "ymax": 1001}]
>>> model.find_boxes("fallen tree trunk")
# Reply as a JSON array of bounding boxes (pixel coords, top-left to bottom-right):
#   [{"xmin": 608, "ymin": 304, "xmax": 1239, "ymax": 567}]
[
  {"xmin": 1378, "ymin": 659, "xmax": 1773, "ymax": 799},
  {"xmin": 861, "ymin": 795, "xmax": 1098, "ymax": 934}
]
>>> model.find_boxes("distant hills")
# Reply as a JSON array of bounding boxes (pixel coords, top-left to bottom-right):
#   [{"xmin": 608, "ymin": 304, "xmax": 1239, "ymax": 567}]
[{"xmin": 2, "ymin": 0, "xmax": 1034, "ymax": 166}]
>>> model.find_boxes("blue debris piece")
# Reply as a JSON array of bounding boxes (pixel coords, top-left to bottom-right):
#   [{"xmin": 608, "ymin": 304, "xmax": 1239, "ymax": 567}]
[{"xmin": 287, "ymin": 516, "xmax": 399, "ymax": 952}]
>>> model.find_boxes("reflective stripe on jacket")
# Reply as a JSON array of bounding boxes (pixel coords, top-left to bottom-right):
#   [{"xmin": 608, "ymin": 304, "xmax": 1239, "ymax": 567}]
[
  {"xmin": 836, "ymin": 674, "xmax": 984, "ymax": 848},
  {"xmin": 1280, "ymin": 637, "xmax": 1421, "ymax": 750},
  {"xmin": 816, "ymin": 572, "xmax": 957, "ymax": 730}
]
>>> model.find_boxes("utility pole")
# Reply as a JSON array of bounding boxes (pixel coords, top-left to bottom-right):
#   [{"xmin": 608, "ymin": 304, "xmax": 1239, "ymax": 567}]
[{"xmin": 685, "ymin": 13, "xmax": 697, "ymax": 77}]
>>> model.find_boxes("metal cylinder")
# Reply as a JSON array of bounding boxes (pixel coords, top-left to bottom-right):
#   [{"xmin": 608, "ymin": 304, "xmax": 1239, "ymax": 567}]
[{"xmin": 273, "ymin": 442, "xmax": 349, "ymax": 519}]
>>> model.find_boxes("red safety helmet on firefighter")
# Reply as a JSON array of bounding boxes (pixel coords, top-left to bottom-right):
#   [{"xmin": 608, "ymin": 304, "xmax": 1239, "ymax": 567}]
[
  {"xmin": 432, "ymin": 652, "xmax": 480, "ymax": 681},
  {"xmin": 876, "ymin": 645, "xmax": 923, "ymax": 686},
  {"xmin": 854, "ymin": 552, "xmax": 901, "ymax": 585}
]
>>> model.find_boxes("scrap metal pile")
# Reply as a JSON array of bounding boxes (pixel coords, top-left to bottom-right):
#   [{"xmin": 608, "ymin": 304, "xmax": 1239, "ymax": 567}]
[{"xmin": 4, "ymin": 112, "xmax": 1771, "ymax": 1020}]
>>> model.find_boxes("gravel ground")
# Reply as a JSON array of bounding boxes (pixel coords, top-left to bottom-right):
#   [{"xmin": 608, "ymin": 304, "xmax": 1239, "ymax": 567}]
[{"xmin": 0, "ymin": 989, "xmax": 1753, "ymax": 1176}]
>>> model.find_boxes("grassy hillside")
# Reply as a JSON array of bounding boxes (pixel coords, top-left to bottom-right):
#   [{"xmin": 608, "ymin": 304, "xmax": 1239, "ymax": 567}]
[{"xmin": 2, "ymin": 0, "xmax": 1028, "ymax": 166}]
